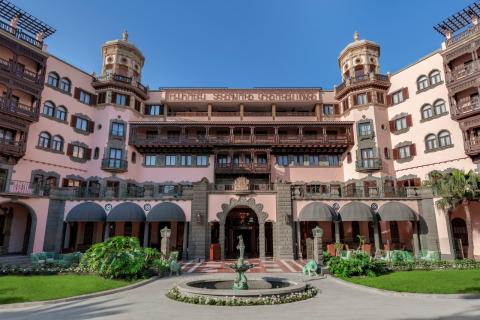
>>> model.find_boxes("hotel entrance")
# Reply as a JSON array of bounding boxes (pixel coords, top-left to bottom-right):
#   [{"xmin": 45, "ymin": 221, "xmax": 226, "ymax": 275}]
[{"xmin": 225, "ymin": 208, "xmax": 259, "ymax": 258}]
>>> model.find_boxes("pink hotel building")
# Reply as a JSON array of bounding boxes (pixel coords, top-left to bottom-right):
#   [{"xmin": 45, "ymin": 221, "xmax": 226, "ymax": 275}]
[{"xmin": 0, "ymin": 0, "xmax": 478, "ymax": 262}]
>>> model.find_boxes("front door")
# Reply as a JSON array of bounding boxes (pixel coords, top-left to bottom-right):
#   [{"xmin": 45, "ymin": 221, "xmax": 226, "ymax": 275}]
[{"xmin": 225, "ymin": 208, "xmax": 259, "ymax": 259}]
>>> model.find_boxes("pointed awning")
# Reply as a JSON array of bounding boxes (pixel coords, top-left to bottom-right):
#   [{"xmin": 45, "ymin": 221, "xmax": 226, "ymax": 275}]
[
  {"xmin": 378, "ymin": 202, "xmax": 417, "ymax": 221},
  {"xmin": 147, "ymin": 202, "xmax": 186, "ymax": 222},
  {"xmin": 298, "ymin": 202, "xmax": 336, "ymax": 221},
  {"xmin": 107, "ymin": 202, "xmax": 145, "ymax": 222},
  {"xmin": 339, "ymin": 202, "xmax": 374, "ymax": 221},
  {"xmin": 66, "ymin": 202, "xmax": 106, "ymax": 222}
]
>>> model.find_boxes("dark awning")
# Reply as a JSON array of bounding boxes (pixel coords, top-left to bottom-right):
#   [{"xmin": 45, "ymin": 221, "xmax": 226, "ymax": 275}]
[
  {"xmin": 66, "ymin": 202, "xmax": 106, "ymax": 222},
  {"xmin": 339, "ymin": 202, "xmax": 374, "ymax": 221},
  {"xmin": 378, "ymin": 202, "xmax": 417, "ymax": 221},
  {"xmin": 107, "ymin": 202, "xmax": 145, "ymax": 222},
  {"xmin": 147, "ymin": 202, "xmax": 186, "ymax": 222},
  {"xmin": 298, "ymin": 202, "xmax": 336, "ymax": 221}
]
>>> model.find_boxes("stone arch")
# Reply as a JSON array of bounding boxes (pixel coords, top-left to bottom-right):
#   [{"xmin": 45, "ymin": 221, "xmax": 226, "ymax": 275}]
[
  {"xmin": 216, "ymin": 197, "xmax": 268, "ymax": 260},
  {"xmin": 0, "ymin": 200, "xmax": 37, "ymax": 255}
]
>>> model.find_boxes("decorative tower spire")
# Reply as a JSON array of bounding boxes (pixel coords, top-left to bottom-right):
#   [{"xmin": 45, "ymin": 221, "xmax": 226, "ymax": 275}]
[
  {"xmin": 122, "ymin": 30, "xmax": 128, "ymax": 42},
  {"xmin": 353, "ymin": 31, "xmax": 359, "ymax": 41}
]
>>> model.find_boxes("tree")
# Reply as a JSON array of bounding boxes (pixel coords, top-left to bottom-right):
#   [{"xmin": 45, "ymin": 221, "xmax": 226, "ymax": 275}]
[{"xmin": 425, "ymin": 169, "xmax": 480, "ymax": 259}]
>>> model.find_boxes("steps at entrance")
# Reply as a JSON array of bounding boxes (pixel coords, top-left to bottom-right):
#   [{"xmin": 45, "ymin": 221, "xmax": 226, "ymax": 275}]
[{"xmin": 0, "ymin": 254, "xmax": 30, "ymax": 266}]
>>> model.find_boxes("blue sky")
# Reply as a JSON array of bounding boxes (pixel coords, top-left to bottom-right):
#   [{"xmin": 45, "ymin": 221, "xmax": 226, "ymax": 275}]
[{"xmin": 15, "ymin": 0, "xmax": 474, "ymax": 89}]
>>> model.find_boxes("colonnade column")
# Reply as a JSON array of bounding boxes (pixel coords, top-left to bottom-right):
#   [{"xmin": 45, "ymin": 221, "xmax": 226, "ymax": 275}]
[
  {"xmin": 143, "ymin": 222, "xmax": 149, "ymax": 248},
  {"xmin": 64, "ymin": 223, "xmax": 71, "ymax": 248},
  {"xmin": 219, "ymin": 222, "xmax": 225, "ymax": 260},
  {"xmin": 334, "ymin": 221, "xmax": 340, "ymax": 243},
  {"xmin": 412, "ymin": 220, "xmax": 420, "ymax": 257},
  {"xmin": 103, "ymin": 222, "xmax": 109, "ymax": 242},
  {"xmin": 373, "ymin": 220, "xmax": 381, "ymax": 255},
  {"xmin": 259, "ymin": 222, "xmax": 266, "ymax": 260},
  {"xmin": 296, "ymin": 221, "xmax": 302, "ymax": 259},
  {"xmin": 182, "ymin": 222, "xmax": 189, "ymax": 260}
]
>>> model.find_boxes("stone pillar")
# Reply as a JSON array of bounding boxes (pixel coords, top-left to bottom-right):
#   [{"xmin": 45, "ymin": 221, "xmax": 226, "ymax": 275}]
[
  {"xmin": 271, "ymin": 103, "xmax": 276, "ymax": 120},
  {"xmin": 143, "ymin": 222, "xmax": 149, "ymax": 248},
  {"xmin": 296, "ymin": 221, "xmax": 302, "ymax": 259},
  {"xmin": 274, "ymin": 182, "xmax": 295, "ymax": 259},
  {"xmin": 103, "ymin": 222, "xmax": 109, "ymax": 241},
  {"xmin": 417, "ymin": 198, "xmax": 441, "ymax": 253},
  {"xmin": 219, "ymin": 222, "xmax": 226, "ymax": 260},
  {"xmin": 315, "ymin": 103, "xmax": 321, "ymax": 120},
  {"xmin": 373, "ymin": 220, "xmax": 381, "ymax": 254},
  {"xmin": 160, "ymin": 226, "xmax": 171, "ymax": 257},
  {"xmin": 207, "ymin": 103, "xmax": 212, "ymax": 120},
  {"xmin": 188, "ymin": 178, "xmax": 209, "ymax": 260},
  {"xmin": 312, "ymin": 226, "xmax": 324, "ymax": 265},
  {"xmin": 412, "ymin": 220, "xmax": 420, "ymax": 257},
  {"xmin": 240, "ymin": 103, "xmax": 244, "ymax": 120},
  {"xmin": 43, "ymin": 199, "xmax": 66, "ymax": 252},
  {"xmin": 182, "ymin": 222, "xmax": 189, "ymax": 260},
  {"xmin": 163, "ymin": 103, "xmax": 168, "ymax": 117},
  {"xmin": 334, "ymin": 221, "xmax": 340, "ymax": 243},
  {"xmin": 259, "ymin": 222, "xmax": 266, "ymax": 259},
  {"xmin": 64, "ymin": 223, "xmax": 71, "ymax": 248}
]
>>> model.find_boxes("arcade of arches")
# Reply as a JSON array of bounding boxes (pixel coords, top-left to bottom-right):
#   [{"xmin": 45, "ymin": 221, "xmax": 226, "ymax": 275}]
[{"xmin": 0, "ymin": 202, "xmax": 36, "ymax": 255}]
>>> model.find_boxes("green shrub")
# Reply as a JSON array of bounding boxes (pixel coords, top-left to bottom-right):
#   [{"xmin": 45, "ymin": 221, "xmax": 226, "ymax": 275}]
[
  {"xmin": 328, "ymin": 252, "xmax": 387, "ymax": 278},
  {"xmin": 80, "ymin": 237, "xmax": 156, "ymax": 279}
]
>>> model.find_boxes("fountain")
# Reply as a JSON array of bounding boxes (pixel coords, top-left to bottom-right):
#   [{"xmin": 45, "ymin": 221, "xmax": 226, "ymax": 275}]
[{"xmin": 171, "ymin": 235, "xmax": 317, "ymax": 304}]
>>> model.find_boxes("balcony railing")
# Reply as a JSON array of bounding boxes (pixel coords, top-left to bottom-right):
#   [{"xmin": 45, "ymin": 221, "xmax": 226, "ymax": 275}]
[
  {"xmin": 446, "ymin": 23, "xmax": 480, "ymax": 48},
  {"xmin": 101, "ymin": 158, "xmax": 128, "ymax": 172},
  {"xmin": 210, "ymin": 183, "xmax": 274, "ymax": 192},
  {"xmin": 0, "ymin": 57, "xmax": 42, "ymax": 84},
  {"xmin": 0, "ymin": 179, "xmax": 46, "ymax": 197},
  {"xmin": 0, "ymin": 138, "xmax": 25, "ymax": 157},
  {"xmin": 355, "ymin": 158, "xmax": 382, "ymax": 172},
  {"xmin": 451, "ymin": 100, "xmax": 480, "ymax": 119},
  {"xmin": 0, "ymin": 21, "xmax": 43, "ymax": 49},
  {"xmin": 446, "ymin": 61, "xmax": 480, "ymax": 84},
  {"xmin": 93, "ymin": 73, "xmax": 148, "ymax": 94},
  {"xmin": 214, "ymin": 162, "xmax": 270, "ymax": 174},
  {"xmin": 465, "ymin": 135, "xmax": 480, "ymax": 156},
  {"xmin": 0, "ymin": 96, "xmax": 37, "ymax": 120},
  {"xmin": 292, "ymin": 184, "xmax": 427, "ymax": 199},
  {"xmin": 335, "ymin": 73, "xmax": 390, "ymax": 97}
]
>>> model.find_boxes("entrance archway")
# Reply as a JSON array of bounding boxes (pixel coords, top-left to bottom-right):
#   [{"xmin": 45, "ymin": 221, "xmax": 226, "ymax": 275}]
[
  {"xmin": 225, "ymin": 208, "xmax": 259, "ymax": 258},
  {"xmin": 451, "ymin": 218, "xmax": 468, "ymax": 259},
  {"xmin": 0, "ymin": 202, "xmax": 36, "ymax": 255}
]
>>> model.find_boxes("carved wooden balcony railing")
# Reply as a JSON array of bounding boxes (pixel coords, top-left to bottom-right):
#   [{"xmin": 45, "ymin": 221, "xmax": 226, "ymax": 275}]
[
  {"xmin": 445, "ymin": 23, "xmax": 480, "ymax": 48},
  {"xmin": 446, "ymin": 61, "xmax": 480, "ymax": 85},
  {"xmin": 0, "ymin": 138, "xmax": 25, "ymax": 157},
  {"xmin": 214, "ymin": 162, "xmax": 270, "ymax": 174},
  {"xmin": 0, "ymin": 96, "xmax": 38, "ymax": 121},
  {"xmin": 334, "ymin": 73, "xmax": 390, "ymax": 98},
  {"xmin": 451, "ymin": 99, "xmax": 480, "ymax": 120},
  {"xmin": 464, "ymin": 135, "xmax": 480, "ymax": 156},
  {"xmin": 92, "ymin": 73, "xmax": 148, "ymax": 96},
  {"xmin": 0, "ymin": 57, "xmax": 42, "ymax": 85}
]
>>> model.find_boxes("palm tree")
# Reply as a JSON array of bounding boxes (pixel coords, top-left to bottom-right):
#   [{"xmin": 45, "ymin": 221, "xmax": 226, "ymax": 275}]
[{"xmin": 425, "ymin": 169, "xmax": 480, "ymax": 259}]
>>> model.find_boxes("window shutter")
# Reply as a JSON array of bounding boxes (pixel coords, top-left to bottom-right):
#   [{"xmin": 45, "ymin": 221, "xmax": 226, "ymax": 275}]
[
  {"xmin": 66, "ymin": 143, "xmax": 73, "ymax": 156},
  {"xmin": 389, "ymin": 120, "xmax": 395, "ymax": 132},
  {"xmin": 392, "ymin": 148, "xmax": 399, "ymax": 160},
  {"xmin": 62, "ymin": 179, "xmax": 68, "ymax": 187},
  {"xmin": 125, "ymin": 95, "xmax": 130, "ymax": 106},
  {"xmin": 73, "ymin": 87, "xmax": 80, "ymax": 100},
  {"xmin": 88, "ymin": 120, "xmax": 95, "ymax": 133},
  {"xmin": 111, "ymin": 92, "xmax": 117, "ymax": 104},
  {"xmin": 410, "ymin": 143, "xmax": 416, "ymax": 156},
  {"xmin": 402, "ymin": 87, "xmax": 409, "ymax": 100},
  {"xmin": 347, "ymin": 152, "xmax": 352, "ymax": 163},
  {"xmin": 135, "ymin": 99, "xmax": 141, "ymax": 112},
  {"xmin": 406, "ymin": 114, "xmax": 413, "ymax": 127},
  {"xmin": 90, "ymin": 94, "xmax": 97, "ymax": 106},
  {"xmin": 85, "ymin": 148, "xmax": 92, "ymax": 160},
  {"xmin": 367, "ymin": 92, "xmax": 372, "ymax": 103},
  {"xmin": 70, "ymin": 115, "xmax": 77, "ymax": 127},
  {"xmin": 386, "ymin": 94, "xmax": 392, "ymax": 106},
  {"xmin": 334, "ymin": 104, "xmax": 340, "ymax": 114},
  {"xmin": 413, "ymin": 178, "xmax": 422, "ymax": 187}
]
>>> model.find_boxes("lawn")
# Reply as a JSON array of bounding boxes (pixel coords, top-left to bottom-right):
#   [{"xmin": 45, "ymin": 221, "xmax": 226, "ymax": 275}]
[
  {"xmin": 0, "ymin": 275, "xmax": 135, "ymax": 304},
  {"xmin": 345, "ymin": 269, "xmax": 480, "ymax": 294}
]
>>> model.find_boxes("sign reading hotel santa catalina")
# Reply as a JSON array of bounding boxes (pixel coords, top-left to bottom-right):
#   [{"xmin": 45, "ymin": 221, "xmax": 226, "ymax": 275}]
[{"xmin": 165, "ymin": 90, "xmax": 320, "ymax": 103}]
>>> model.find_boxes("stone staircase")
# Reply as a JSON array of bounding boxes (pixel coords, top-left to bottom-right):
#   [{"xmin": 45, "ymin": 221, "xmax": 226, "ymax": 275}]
[{"xmin": 0, "ymin": 254, "xmax": 30, "ymax": 266}]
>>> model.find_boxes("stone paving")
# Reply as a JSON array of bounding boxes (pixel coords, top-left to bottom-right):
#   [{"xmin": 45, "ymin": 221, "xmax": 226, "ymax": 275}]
[
  {"xmin": 180, "ymin": 258, "xmax": 305, "ymax": 273},
  {"xmin": 2, "ymin": 273, "xmax": 480, "ymax": 320}
]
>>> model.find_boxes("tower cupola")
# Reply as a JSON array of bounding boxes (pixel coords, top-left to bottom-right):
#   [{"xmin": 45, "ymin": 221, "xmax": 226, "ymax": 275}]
[{"xmin": 338, "ymin": 32, "xmax": 381, "ymax": 81}]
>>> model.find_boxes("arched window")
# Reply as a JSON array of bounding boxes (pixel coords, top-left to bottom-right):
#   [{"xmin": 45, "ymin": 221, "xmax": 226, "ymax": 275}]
[
  {"xmin": 429, "ymin": 70, "xmax": 442, "ymax": 85},
  {"xmin": 42, "ymin": 101, "xmax": 55, "ymax": 117},
  {"xmin": 425, "ymin": 134, "xmax": 438, "ymax": 150},
  {"xmin": 59, "ymin": 78, "xmax": 71, "ymax": 93},
  {"xmin": 421, "ymin": 104, "xmax": 433, "ymax": 119},
  {"xmin": 55, "ymin": 106, "xmax": 67, "ymax": 121},
  {"xmin": 47, "ymin": 72, "xmax": 59, "ymax": 87},
  {"xmin": 434, "ymin": 99, "xmax": 447, "ymax": 115},
  {"xmin": 52, "ymin": 135, "xmax": 64, "ymax": 151},
  {"xmin": 38, "ymin": 132, "xmax": 51, "ymax": 148},
  {"xmin": 93, "ymin": 147, "xmax": 100, "ymax": 159},
  {"xmin": 417, "ymin": 75, "xmax": 429, "ymax": 91},
  {"xmin": 438, "ymin": 130, "xmax": 452, "ymax": 147}
]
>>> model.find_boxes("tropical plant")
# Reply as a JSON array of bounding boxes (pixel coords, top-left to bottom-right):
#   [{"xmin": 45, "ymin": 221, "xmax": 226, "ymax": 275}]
[
  {"xmin": 81, "ymin": 236, "xmax": 152, "ymax": 279},
  {"xmin": 425, "ymin": 169, "xmax": 480, "ymax": 259},
  {"xmin": 327, "ymin": 252, "xmax": 387, "ymax": 277}
]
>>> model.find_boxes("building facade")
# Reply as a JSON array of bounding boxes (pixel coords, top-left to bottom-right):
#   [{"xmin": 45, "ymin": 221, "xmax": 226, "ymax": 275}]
[{"xmin": 0, "ymin": 1, "xmax": 479, "ymax": 261}]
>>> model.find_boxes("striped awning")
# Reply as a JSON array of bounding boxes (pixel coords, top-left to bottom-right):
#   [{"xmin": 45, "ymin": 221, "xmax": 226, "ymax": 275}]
[
  {"xmin": 66, "ymin": 202, "xmax": 106, "ymax": 222},
  {"xmin": 298, "ymin": 202, "xmax": 336, "ymax": 221},
  {"xmin": 147, "ymin": 202, "xmax": 186, "ymax": 222},
  {"xmin": 107, "ymin": 202, "xmax": 145, "ymax": 222}
]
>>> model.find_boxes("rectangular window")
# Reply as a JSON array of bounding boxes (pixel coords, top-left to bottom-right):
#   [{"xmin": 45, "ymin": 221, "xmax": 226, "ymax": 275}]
[
  {"xmin": 217, "ymin": 155, "xmax": 228, "ymax": 164},
  {"xmin": 196, "ymin": 155, "xmax": 208, "ymax": 166},
  {"xmin": 0, "ymin": 128, "xmax": 14, "ymax": 143},
  {"xmin": 361, "ymin": 148, "xmax": 374, "ymax": 168},
  {"xmin": 395, "ymin": 117, "xmax": 407, "ymax": 131},
  {"xmin": 355, "ymin": 93, "xmax": 368, "ymax": 105},
  {"xmin": 398, "ymin": 146, "xmax": 411, "ymax": 159},
  {"xmin": 79, "ymin": 90, "xmax": 91, "ymax": 105},
  {"xmin": 392, "ymin": 90, "xmax": 404, "ymax": 105},
  {"xmin": 146, "ymin": 105, "xmax": 162, "ymax": 115},
  {"xmin": 328, "ymin": 155, "xmax": 339, "ymax": 166},
  {"xmin": 293, "ymin": 155, "xmax": 304, "ymax": 166},
  {"xmin": 163, "ymin": 185, "xmax": 176, "ymax": 194},
  {"xmin": 72, "ymin": 145, "xmax": 85, "ymax": 159},
  {"xmin": 181, "ymin": 155, "xmax": 192, "ymax": 166},
  {"xmin": 111, "ymin": 122, "xmax": 125, "ymax": 137},
  {"xmin": 145, "ymin": 155, "xmax": 157, "ymax": 166},
  {"xmin": 257, "ymin": 154, "xmax": 267, "ymax": 164},
  {"xmin": 146, "ymin": 130, "xmax": 158, "ymax": 140},
  {"xmin": 166, "ymin": 155, "xmax": 176, "ymax": 166},
  {"xmin": 358, "ymin": 122, "xmax": 372, "ymax": 136},
  {"xmin": 309, "ymin": 155, "xmax": 319, "ymax": 166},
  {"xmin": 323, "ymin": 104, "xmax": 334, "ymax": 115},
  {"xmin": 76, "ymin": 117, "xmax": 89, "ymax": 131},
  {"xmin": 108, "ymin": 148, "xmax": 123, "ymax": 168},
  {"xmin": 115, "ymin": 93, "xmax": 128, "ymax": 106},
  {"xmin": 65, "ymin": 179, "xmax": 81, "ymax": 187},
  {"xmin": 98, "ymin": 92, "xmax": 106, "ymax": 104},
  {"xmin": 306, "ymin": 185, "xmax": 321, "ymax": 193},
  {"xmin": 376, "ymin": 92, "xmax": 385, "ymax": 104},
  {"xmin": 277, "ymin": 155, "xmax": 289, "ymax": 166}
]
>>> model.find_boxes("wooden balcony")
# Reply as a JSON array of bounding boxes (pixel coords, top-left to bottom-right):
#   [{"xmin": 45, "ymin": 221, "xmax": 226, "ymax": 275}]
[
  {"xmin": 0, "ymin": 57, "xmax": 42, "ymax": 85},
  {"xmin": 214, "ymin": 162, "xmax": 270, "ymax": 174},
  {"xmin": 464, "ymin": 136, "xmax": 480, "ymax": 156},
  {"xmin": 446, "ymin": 61, "xmax": 480, "ymax": 86},
  {"xmin": 445, "ymin": 23, "xmax": 480, "ymax": 49},
  {"xmin": 0, "ymin": 96, "xmax": 38, "ymax": 121},
  {"xmin": 0, "ymin": 138, "xmax": 25, "ymax": 158},
  {"xmin": 334, "ymin": 73, "xmax": 390, "ymax": 98},
  {"xmin": 92, "ymin": 73, "xmax": 148, "ymax": 98},
  {"xmin": 0, "ymin": 21, "xmax": 43, "ymax": 49},
  {"xmin": 451, "ymin": 100, "xmax": 480, "ymax": 120}
]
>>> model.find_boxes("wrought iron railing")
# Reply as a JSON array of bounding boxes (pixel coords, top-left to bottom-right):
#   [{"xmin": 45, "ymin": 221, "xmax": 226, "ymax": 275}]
[{"xmin": 0, "ymin": 179, "xmax": 46, "ymax": 196}]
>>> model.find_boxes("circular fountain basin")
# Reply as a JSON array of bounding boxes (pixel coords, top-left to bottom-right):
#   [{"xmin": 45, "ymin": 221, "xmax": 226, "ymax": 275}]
[{"xmin": 177, "ymin": 277, "xmax": 306, "ymax": 298}]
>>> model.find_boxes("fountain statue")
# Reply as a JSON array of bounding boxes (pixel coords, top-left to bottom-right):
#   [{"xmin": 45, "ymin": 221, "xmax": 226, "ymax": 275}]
[{"xmin": 229, "ymin": 235, "xmax": 254, "ymax": 290}]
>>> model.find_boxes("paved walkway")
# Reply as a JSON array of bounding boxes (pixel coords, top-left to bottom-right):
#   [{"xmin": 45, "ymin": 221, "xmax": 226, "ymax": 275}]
[
  {"xmin": 180, "ymin": 259, "xmax": 305, "ymax": 273},
  {"xmin": 2, "ymin": 273, "xmax": 480, "ymax": 320}
]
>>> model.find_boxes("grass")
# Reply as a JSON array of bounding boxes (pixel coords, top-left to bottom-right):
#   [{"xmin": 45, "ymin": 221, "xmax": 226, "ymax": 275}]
[
  {"xmin": 345, "ymin": 269, "xmax": 480, "ymax": 294},
  {"xmin": 0, "ymin": 275, "xmax": 136, "ymax": 304}
]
